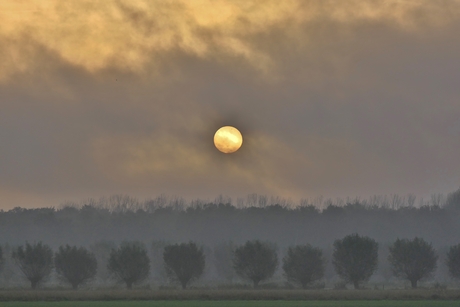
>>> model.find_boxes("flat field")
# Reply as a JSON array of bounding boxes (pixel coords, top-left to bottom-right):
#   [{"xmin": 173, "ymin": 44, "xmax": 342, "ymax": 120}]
[
  {"xmin": 2, "ymin": 289, "xmax": 460, "ymax": 301},
  {"xmin": 1, "ymin": 289, "xmax": 460, "ymax": 307},
  {"xmin": 2, "ymin": 302, "xmax": 460, "ymax": 307}
]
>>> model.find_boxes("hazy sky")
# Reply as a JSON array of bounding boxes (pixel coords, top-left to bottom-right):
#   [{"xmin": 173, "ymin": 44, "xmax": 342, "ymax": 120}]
[{"xmin": 1, "ymin": 0, "xmax": 460, "ymax": 209}]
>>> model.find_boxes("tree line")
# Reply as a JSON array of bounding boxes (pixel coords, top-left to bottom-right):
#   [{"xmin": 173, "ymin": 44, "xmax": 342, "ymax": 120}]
[
  {"xmin": 3, "ymin": 234, "xmax": 460, "ymax": 290},
  {"xmin": 58, "ymin": 190, "xmax": 460, "ymax": 213},
  {"xmin": 1, "ymin": 189, "xmax": 460, "ymax": 253}
]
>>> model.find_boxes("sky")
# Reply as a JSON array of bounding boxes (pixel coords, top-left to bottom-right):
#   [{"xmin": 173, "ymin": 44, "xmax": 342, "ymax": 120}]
[{"xmin": 1, "ymin": 0, "xmax": 460, "ymax": 209}]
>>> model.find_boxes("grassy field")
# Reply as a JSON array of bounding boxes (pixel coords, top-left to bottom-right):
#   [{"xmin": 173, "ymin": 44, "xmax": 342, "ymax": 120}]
[
  {"xmin": 2, "ymin": 301, "xmax": 460, "ymax": 307},
  {"xmin": 0, "ymin": 289, "xmax": 460, "ymax": 307},
  {"xmin": 1, "ymin": 289, "xmax": 460, "ymax": 302}
]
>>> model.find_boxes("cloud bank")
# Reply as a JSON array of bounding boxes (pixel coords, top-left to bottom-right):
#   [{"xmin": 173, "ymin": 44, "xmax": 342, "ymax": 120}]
[{"xmin": 0, "ymin": 0, "xmax": 459, "ymax": 208}]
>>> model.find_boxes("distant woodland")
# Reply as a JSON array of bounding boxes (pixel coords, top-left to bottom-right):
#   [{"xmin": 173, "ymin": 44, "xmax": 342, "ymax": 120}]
[{"xmin": 0, "ymin": 188, "xmax": 459, "ymax": 288}]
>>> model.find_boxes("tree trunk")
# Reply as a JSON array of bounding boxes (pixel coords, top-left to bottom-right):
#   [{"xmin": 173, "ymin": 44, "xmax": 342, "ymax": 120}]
[
  {"xmin": 353, "ymin": 280, "xmax": 360, "ymax": 289},
  {"xmin": 126, "ymin": 281, "xmax": 133, "ymax": 289},
  {"xmin": 253, "ymin": 280, "xmax": 259, "ymax": 289},
  {"xmin": 31, "ymin": 280, "xmax": 38, "ymax": 289},
  {"xmin": 181, "ymin": 280, "xmax": 187, "ymax": 289},
  {"xmin": 72, "ymin": 282, "xmax": 78, "ymax": 290},
  {"xmin": 410, "ymin": 279, "xmax": 417, "ymax": 289}
]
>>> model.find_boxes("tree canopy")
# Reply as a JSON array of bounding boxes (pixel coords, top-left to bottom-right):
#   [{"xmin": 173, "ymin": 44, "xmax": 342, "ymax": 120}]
[
  {"xmin": 163, "ymin": 242, "xmax": 205, "ymax": 289},
  {"xmin": 233, "ymin": 240, "xmax": 278, "ymax": 288},
  {"xmin": 107, "ymin": 241, "xmax": 150, "ymax": 289},
  {"xmin": 283, "ymin": 244, "xmax": 325, "ymax": 288},
  {"xmin": 332, "ymin": 233, "xmax": 378, "ymax": 289},
  {"xmin": 447, "ymin": 244, "xmax": 460, "ymax": 279},
  {"xmin": 388, "ymin": 237, "xmax": 438, "ymax": 288},
  {"xmin": 55, "ymin": 245, "xmax": 97, "ymax": 289},
  {"xmin": 0, "ymin": 246, "xmax": 4, "ymax": 271},
  {"xmin": 12, "ymin": 242, "xmax": 53, "ymax": 289}
]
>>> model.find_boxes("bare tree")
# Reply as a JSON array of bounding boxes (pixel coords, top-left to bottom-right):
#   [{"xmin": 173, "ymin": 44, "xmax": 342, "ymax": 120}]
[
  {"xmin": 246, "ymin": 193, "xmax": 258, "ymax": 207},
  {"xmin": 407, "ymin": 193, "xmax": 416, "ymax": 208},
  {"xmin": 430, "ymin": 193, "xmax": 445, "ymax": 208},
  {"xmin": 390, "ymin": 194, "xmax": 404, "ymax": 210},
  {"xmin": 258, "ymin": 195, "xmax": 267, "ymax": 207},
  {"xmin": 445, "ymin": 188, "xmax": 460, "ymax": 210},
  {"xmin": 107, "ymin": 194, "xmax": 141, "ymax": 212}
]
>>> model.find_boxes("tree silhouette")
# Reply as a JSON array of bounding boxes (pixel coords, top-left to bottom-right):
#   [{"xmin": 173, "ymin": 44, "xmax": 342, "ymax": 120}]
[
  {"xmin": 445, "ymin": 188, "xmax": 460, "ymax": 210},
  {"xmin": 233, "ymin": 240, "xmax": 278, "ymax": 288},
  {"xmin": 332, "ymin": 233, "xmax": 378, "ymax": 289},
  {"xmin": 446, "ymin": 244, "xmax": 460, "ymax": 278},
  {"xmin": 388, "ymin": 237, "xmax": 438, "ymax": 288},
  {"xmin": 163, "ymin": 242, "xmax": 205, "ymax": 289},
  {"xmin": 12, "ymin": 242, "xmax": 53, "ymax": 289},
  {"xmin": 55, "ymin": 245, "xmax": 97, "ymax": 289},
  {"xmin": 283, "ymin": 244, "xmax": 325, "ymax": 288},
  {"xmin": 107, "ymin": 241, "xmax": 150, "ymax": 289},
  {"xmin": 0, "ymin": 246, "xmax": 4, "ymax": 271},
  {"xmin": 447, "ymin": 244, "xmax": 460, "ymax": 279}
]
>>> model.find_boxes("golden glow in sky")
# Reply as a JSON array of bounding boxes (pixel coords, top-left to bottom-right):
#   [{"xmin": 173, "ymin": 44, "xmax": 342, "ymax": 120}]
[
  {"xmin": 0, "ymin": 0, "xmax": 460, "ymax": 208},
  {"xmin": 0, "ymin": 0, "xmax": 458, "ymax": 81}
]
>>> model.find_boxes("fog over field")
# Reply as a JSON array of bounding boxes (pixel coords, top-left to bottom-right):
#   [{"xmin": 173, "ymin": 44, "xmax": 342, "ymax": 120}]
[
  {"xmin": 0, "ymin": 189, "xmax": 459, "ymax": 288},
  {"xmin": 1, "ymin": 0, "xmax": 460, "ymax": 292}
]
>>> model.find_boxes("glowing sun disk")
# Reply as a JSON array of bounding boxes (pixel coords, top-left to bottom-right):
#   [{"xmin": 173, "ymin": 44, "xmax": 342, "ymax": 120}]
[{"xmin": 214, "ymin": 126, "xmax": 243, "ymax": 153}]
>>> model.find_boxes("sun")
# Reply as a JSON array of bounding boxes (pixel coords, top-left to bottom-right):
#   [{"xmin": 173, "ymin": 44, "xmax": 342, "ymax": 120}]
[{"xmin": 214, "ymin": 126, "xmax": 243, "ymax": 153}]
